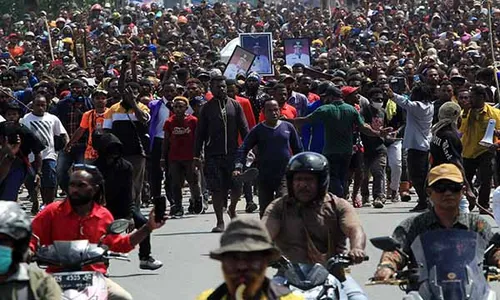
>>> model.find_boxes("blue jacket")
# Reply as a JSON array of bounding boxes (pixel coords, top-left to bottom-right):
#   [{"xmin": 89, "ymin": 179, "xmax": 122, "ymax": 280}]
[{"xmin": 302, "ymin": 100, "xmax": 324, "ymax": 153}]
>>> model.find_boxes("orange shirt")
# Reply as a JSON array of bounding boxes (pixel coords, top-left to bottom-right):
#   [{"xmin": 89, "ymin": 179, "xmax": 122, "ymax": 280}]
[
  {"xmin": 8, "ymin": 45, "xmax": 24, "ymax": 58},
  {"xmin": 80, "ymin": 108, "xmax": 108, "ymax": 160},
  {"xmin": 259, "ymin": 103, "xmax": 297, "ymax": 122}
]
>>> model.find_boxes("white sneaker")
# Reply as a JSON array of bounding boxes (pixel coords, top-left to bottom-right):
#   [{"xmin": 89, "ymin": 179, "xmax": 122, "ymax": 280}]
[{"xmin": 139, "ymin": 257, "xmax": 163, "ymax": 270}]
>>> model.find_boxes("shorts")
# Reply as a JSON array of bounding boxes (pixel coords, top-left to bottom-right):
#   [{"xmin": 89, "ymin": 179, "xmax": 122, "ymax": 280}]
[
  {"xmin": 41, "ymin": 159, "xmax": 57, "ymax": 188},
  {"xmin": 204, "ymin": 155, "xmax": 241, "ymax": 192}
]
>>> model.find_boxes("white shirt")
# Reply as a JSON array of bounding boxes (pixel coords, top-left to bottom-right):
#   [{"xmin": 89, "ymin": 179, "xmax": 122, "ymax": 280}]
[
  {"xmin": 0, "ymin": 115, "xmax": 5, "ymax": 123},
  {"xmin": 251, "ymin": 55, "xmax": 271, "ymax": 74},
  {"xmin": 155, "ymin": 98, "xmax": 170, "ymax": 139},
  {"xmin": 286, "ymin": 53, "xmax": 311, "ymax": 66},
  {"xmin": 21, "ymin": 112, "xmax": 67, "ymax": 161}
]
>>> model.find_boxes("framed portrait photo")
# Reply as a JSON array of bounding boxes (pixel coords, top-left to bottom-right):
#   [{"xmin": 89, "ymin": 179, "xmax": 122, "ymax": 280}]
[
  {"xmin": 239, "ymin": 32, "xmax": 274, "ymax": 76},
  {"xmin": 284, "ymin": 38, "xmax": 311, "ymax": 67},
  {"xmin": 223, "ymin": 46, "xmax": 256, "ymax": 79}
]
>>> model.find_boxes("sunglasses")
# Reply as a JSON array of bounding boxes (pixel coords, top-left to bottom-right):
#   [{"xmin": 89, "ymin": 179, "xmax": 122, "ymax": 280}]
[
  {"xmin": 431, "ymin": 182, "xmax": 463, "ymax": 193},
  {"xmin": 72, "ymin": 163, "xmax": 98, "ymax": 172}
]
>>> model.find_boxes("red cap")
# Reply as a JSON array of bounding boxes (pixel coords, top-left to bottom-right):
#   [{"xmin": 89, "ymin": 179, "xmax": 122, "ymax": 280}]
[
  {"xmin": 8, "ymin": 33, "xmax": 17, "ymax": 39},
  {"xmin": 341, "ymin": 86, "xmax": 359, "ymax": 97},
  {"xmin": 255, "ymin": 21, "xmax": 264, "ymax": 27}
]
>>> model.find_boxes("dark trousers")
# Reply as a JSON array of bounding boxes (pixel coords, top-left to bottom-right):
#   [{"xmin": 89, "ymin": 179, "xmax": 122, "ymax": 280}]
[
  {"xmin": 361, "ymin": 152, "xmax": 386, "ymax": 199},
  {"xmin": 258, "ymin": 178, "xmax": 287, "ymax": 217},
  {"xmin": 56, "ymin": 146, "xmax": 85, "ymax": 192},
  {"xmin": 132, "ymin": 209, "xmax": 150, "ymax": 260},
  {"xmin": 108, "ymin": 207, "xmax": 150, "ymax": 260},
  {"xmin": 169, "ymin": 160, "xmax": 201, "ymax": 206},
  {"xmin": 149, "ymin": 137, "xmax": 172, "ymax": 204},
  {"xmin": 325, "ymin": 153, "xmax": 352, "ymax": 197},
  {"xmin": 464, "ymin": 151, "xmax": 494, "ymax": 209},
  {"xmin": 407, "ymin": 149, "xmax": 429, "ymax": 204},
  {"xmin": 401, "ymin": 148, "xmax": 409, "ymax": 182}
]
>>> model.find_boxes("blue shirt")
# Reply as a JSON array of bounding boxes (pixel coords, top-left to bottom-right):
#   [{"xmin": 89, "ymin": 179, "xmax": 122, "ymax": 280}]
[
  {"xmin": 302, "ymin": 100, "xmax": 324, "ymax": 153},
  {"xmin": 237, "ymin": 121, "xmax": 303, "ymax": 181}
]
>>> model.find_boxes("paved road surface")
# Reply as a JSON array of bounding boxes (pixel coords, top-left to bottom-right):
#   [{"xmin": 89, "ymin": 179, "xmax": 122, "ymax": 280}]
[{"xmin": 95, "ymin": 196, "xmax": 500, "ymax": 300}]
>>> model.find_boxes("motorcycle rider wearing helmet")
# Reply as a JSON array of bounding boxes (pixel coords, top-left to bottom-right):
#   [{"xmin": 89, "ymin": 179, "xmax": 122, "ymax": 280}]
[
  {"xmin": 373, "ymin": 163, "xmax": 500, "ymax": 281},
  {"xmin": 262, "ymin": 152, "xmax": 368, "ymax": 300},
  {"xmin": 29, "ymin": 166, "xmax": 167, "ymax": 300},
  {"xmin": 0, "ymin": 202, "xmax": 62, "ymax": 299}
]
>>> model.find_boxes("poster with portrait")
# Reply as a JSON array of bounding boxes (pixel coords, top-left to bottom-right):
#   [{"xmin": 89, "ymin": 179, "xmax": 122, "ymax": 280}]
[
  {"xmin": 284, "ymin": 38, "xmax": 311, "ymax": 67},
  {"xmin": 239, "ymin": 33, "xmax": 274, "ymax": 76},
  {"xmin": 223, "ymin": 46, "xmax": 256, "ymax": 80}
]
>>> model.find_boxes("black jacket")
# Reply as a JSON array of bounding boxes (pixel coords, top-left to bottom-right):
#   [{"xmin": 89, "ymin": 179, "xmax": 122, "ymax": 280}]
[
  {"xmin": 94, "ymin": 133, "xmax": 135, "ymax": 219},
  {"xmin": 194, "ymin": 97, "xmax": 249, "ymax": 157}
]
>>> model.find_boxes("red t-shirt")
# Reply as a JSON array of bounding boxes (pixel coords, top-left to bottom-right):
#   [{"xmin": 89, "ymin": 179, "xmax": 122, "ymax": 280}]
[
  {"xmin": 163, "ymin": 114, "xmax": 198, "ymax": 161},
  {"xmin": 259, "ymin": 103, "xmax": 297, "ymax": 122},
  {"xmin": 308, "ymin": 92, "xmax": 321, "ymax": 103}
]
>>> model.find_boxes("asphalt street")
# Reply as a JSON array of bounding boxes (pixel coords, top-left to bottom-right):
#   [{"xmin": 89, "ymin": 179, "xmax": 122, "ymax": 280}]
[{"xmin": 98, "ymin": 195, "xmax": 500, "ymax": 300}]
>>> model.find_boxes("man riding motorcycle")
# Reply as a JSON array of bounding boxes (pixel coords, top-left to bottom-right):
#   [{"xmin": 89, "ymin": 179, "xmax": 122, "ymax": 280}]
[
  {"xmin": 373, "ymin": 163, "xmax": 500, "ymax": 281},
  {"xmin": 0, "ymin": 201, "xmax": 62, "ymax": 300},
  {"xmin": 29, "ymin": 166, "xmax": 167, "ymax": 300},
  {"xmin": 262, "ymin": 152, "xmax": 368, "ymax": 300}
]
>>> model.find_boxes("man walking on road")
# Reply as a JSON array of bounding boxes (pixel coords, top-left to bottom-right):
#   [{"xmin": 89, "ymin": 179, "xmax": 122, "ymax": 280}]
[
  {"xmin": 234, "ymin": 99, "xmax": 303, "ymax": 217},
  {"xmin": 194, "ymin": 76, "xmax": 249, "ymax": 232}
]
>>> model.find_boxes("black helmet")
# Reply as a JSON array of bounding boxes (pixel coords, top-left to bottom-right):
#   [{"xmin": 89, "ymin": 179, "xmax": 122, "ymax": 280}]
[
  {"xmin": 286, "ymin": 152, "xmax": 329, "ymax": 200},
  {"xmin": 0, "ymin": 202, "xmax": 31, "ymax": 262}
]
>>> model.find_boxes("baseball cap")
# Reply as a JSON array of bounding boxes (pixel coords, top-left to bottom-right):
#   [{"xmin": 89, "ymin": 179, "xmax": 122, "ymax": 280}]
[
  {"xmin": 341, "ymin": 86, "xmax": 359, "ymax": 98},
  {"xmin": 427, "ymin": 164, "xmax": 464, "ymax": 186},
  {"xmin": 321, "ymin": 85, "xmax": 343, "ymax": 98}
]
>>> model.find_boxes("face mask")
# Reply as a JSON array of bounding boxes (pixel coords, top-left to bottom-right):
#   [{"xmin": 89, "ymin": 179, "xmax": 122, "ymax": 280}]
[
  {"xmin": 372, "ymin": 102, "xmax": 383, "ymax": 109},
  {"xmin": 0, "ymin": 245, "xmax": 13, "ymax": 275}
]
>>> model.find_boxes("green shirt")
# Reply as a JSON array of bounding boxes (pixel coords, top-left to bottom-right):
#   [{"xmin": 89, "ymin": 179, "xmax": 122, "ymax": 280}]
[
  {"xmin": 0, "ymin": 264, "xmax": 61, "ymax": 300},
  {"xmin": 307, "ymin": 101, "xmax": 364, "ymax": 155}
]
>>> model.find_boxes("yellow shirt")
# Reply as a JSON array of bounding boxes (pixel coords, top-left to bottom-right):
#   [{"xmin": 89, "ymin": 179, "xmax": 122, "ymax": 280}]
[
  {"xmin": 460, "ymin": 104, "xmax": 500, "ymax": 159},
  {"xmin": 196, "ymin": 289, "xmax": 304, "ymax": 300}
]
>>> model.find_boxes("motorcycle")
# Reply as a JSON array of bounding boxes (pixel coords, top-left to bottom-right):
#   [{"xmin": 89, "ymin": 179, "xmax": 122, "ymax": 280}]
[
  {"xmin": 272, "ymin": 254, "xmax": 369, "ymax": 300},
  {"xmin": 33, "ymin": 219, "xmax": 131, "ymax": 300},
  {"xmin": 366, "ymin": 229, "xmax": 500, "ymax": 300}
]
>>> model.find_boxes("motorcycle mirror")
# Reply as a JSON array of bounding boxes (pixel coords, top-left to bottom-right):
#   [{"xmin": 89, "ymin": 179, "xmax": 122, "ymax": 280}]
[
  {"xmin": 370, "ymin": 236, "xmax": 401, "ymax": 252},
  {"xmin": 107, "ymin": 219, "xmax": 131, "ymax": 234}
]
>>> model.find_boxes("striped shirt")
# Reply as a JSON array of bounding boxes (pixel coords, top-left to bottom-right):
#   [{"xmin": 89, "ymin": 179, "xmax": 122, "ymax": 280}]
[{"xmin": 103, "ymin": 102, "xmax": 150, "ymax": 156}]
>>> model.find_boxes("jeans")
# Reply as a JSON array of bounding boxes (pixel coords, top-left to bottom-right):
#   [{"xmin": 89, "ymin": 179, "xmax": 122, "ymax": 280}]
[
  {"xmin": 56, "ymin": 146, "xmax": 85, "ymax": 192},
  {"xmin": 387, "ymin": 141, "xmax": 403, "ymax": 191},
  {"xmin": 342, "ymin": 275, "xmax": 368, "ymax": 300},
  {"xmin": 124, "ymin": 155, "xmax": 146, "ymax": 208},
  {"xmin": 361, "ymin": 152, "xmax": 386, "ymax": 199},
  {"xmin": 325, "ymin": 153, "xmax": 352, "ymax": 197},
  {"xmin": 149, "ymin": 137, "xmax": 172, "ymax": 203},
  {"xmin": 464, "ymin": 151, "xmax": 494, "ymax": 209},
  {"xmin": 258, "ymin": 177, "xmax": 287, "ymax": 217},
  {"xmin": 407, "ymin": 149, "xmax": 429, "ymax": 204},
  {"xmin": 169, "ymin": 160, "xmax": 201, "ymax": 206}
]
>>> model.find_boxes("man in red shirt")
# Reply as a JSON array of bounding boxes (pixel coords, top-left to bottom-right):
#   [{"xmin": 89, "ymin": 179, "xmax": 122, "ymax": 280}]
[
  {"xmin": 30, "ymin": 166, "xmax": 166, "ymax": 300},
  {"xmin": 298, "ymin": 75, "xmax": 320, "ymax": 103},
  {"xmin": 259, "ymin": 84, "xmax": 297, "ymax": 122},
  {"xmin": 162, "ymin": 96, "xmax": 203, "ymax": 216}
]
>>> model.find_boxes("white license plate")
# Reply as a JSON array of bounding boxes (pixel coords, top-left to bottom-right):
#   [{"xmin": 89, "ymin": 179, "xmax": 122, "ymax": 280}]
[{"xmin": 53, "ymin": 271, "xmax": 93, "ymax": 290}]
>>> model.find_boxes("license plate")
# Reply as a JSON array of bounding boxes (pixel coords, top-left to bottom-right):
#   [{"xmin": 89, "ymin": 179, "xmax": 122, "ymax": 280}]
[{"xmin": 53, "ymin": 272, "xmax": 93, "ymax": 290}]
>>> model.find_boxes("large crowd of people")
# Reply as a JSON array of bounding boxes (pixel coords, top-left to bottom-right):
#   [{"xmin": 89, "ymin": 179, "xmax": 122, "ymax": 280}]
[{"xmin": 2, "ymin": 0, "xmax": 500, "ymax": 298}]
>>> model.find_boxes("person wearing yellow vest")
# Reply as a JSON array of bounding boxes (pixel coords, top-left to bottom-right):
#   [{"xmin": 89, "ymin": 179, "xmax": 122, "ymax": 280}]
[{"xmin": 196, "ymin": 217, "xmax": 303, "ymax": 300}]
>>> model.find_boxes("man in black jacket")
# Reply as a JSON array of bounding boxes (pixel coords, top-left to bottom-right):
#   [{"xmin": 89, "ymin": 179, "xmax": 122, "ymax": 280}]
[
  {"xmin": 194, "ymin": 76, "xmax": 249, "ymax": 232},
  {"xmin": 94, "ymin": 132, "xmax": 162, "ymax": 270}
]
